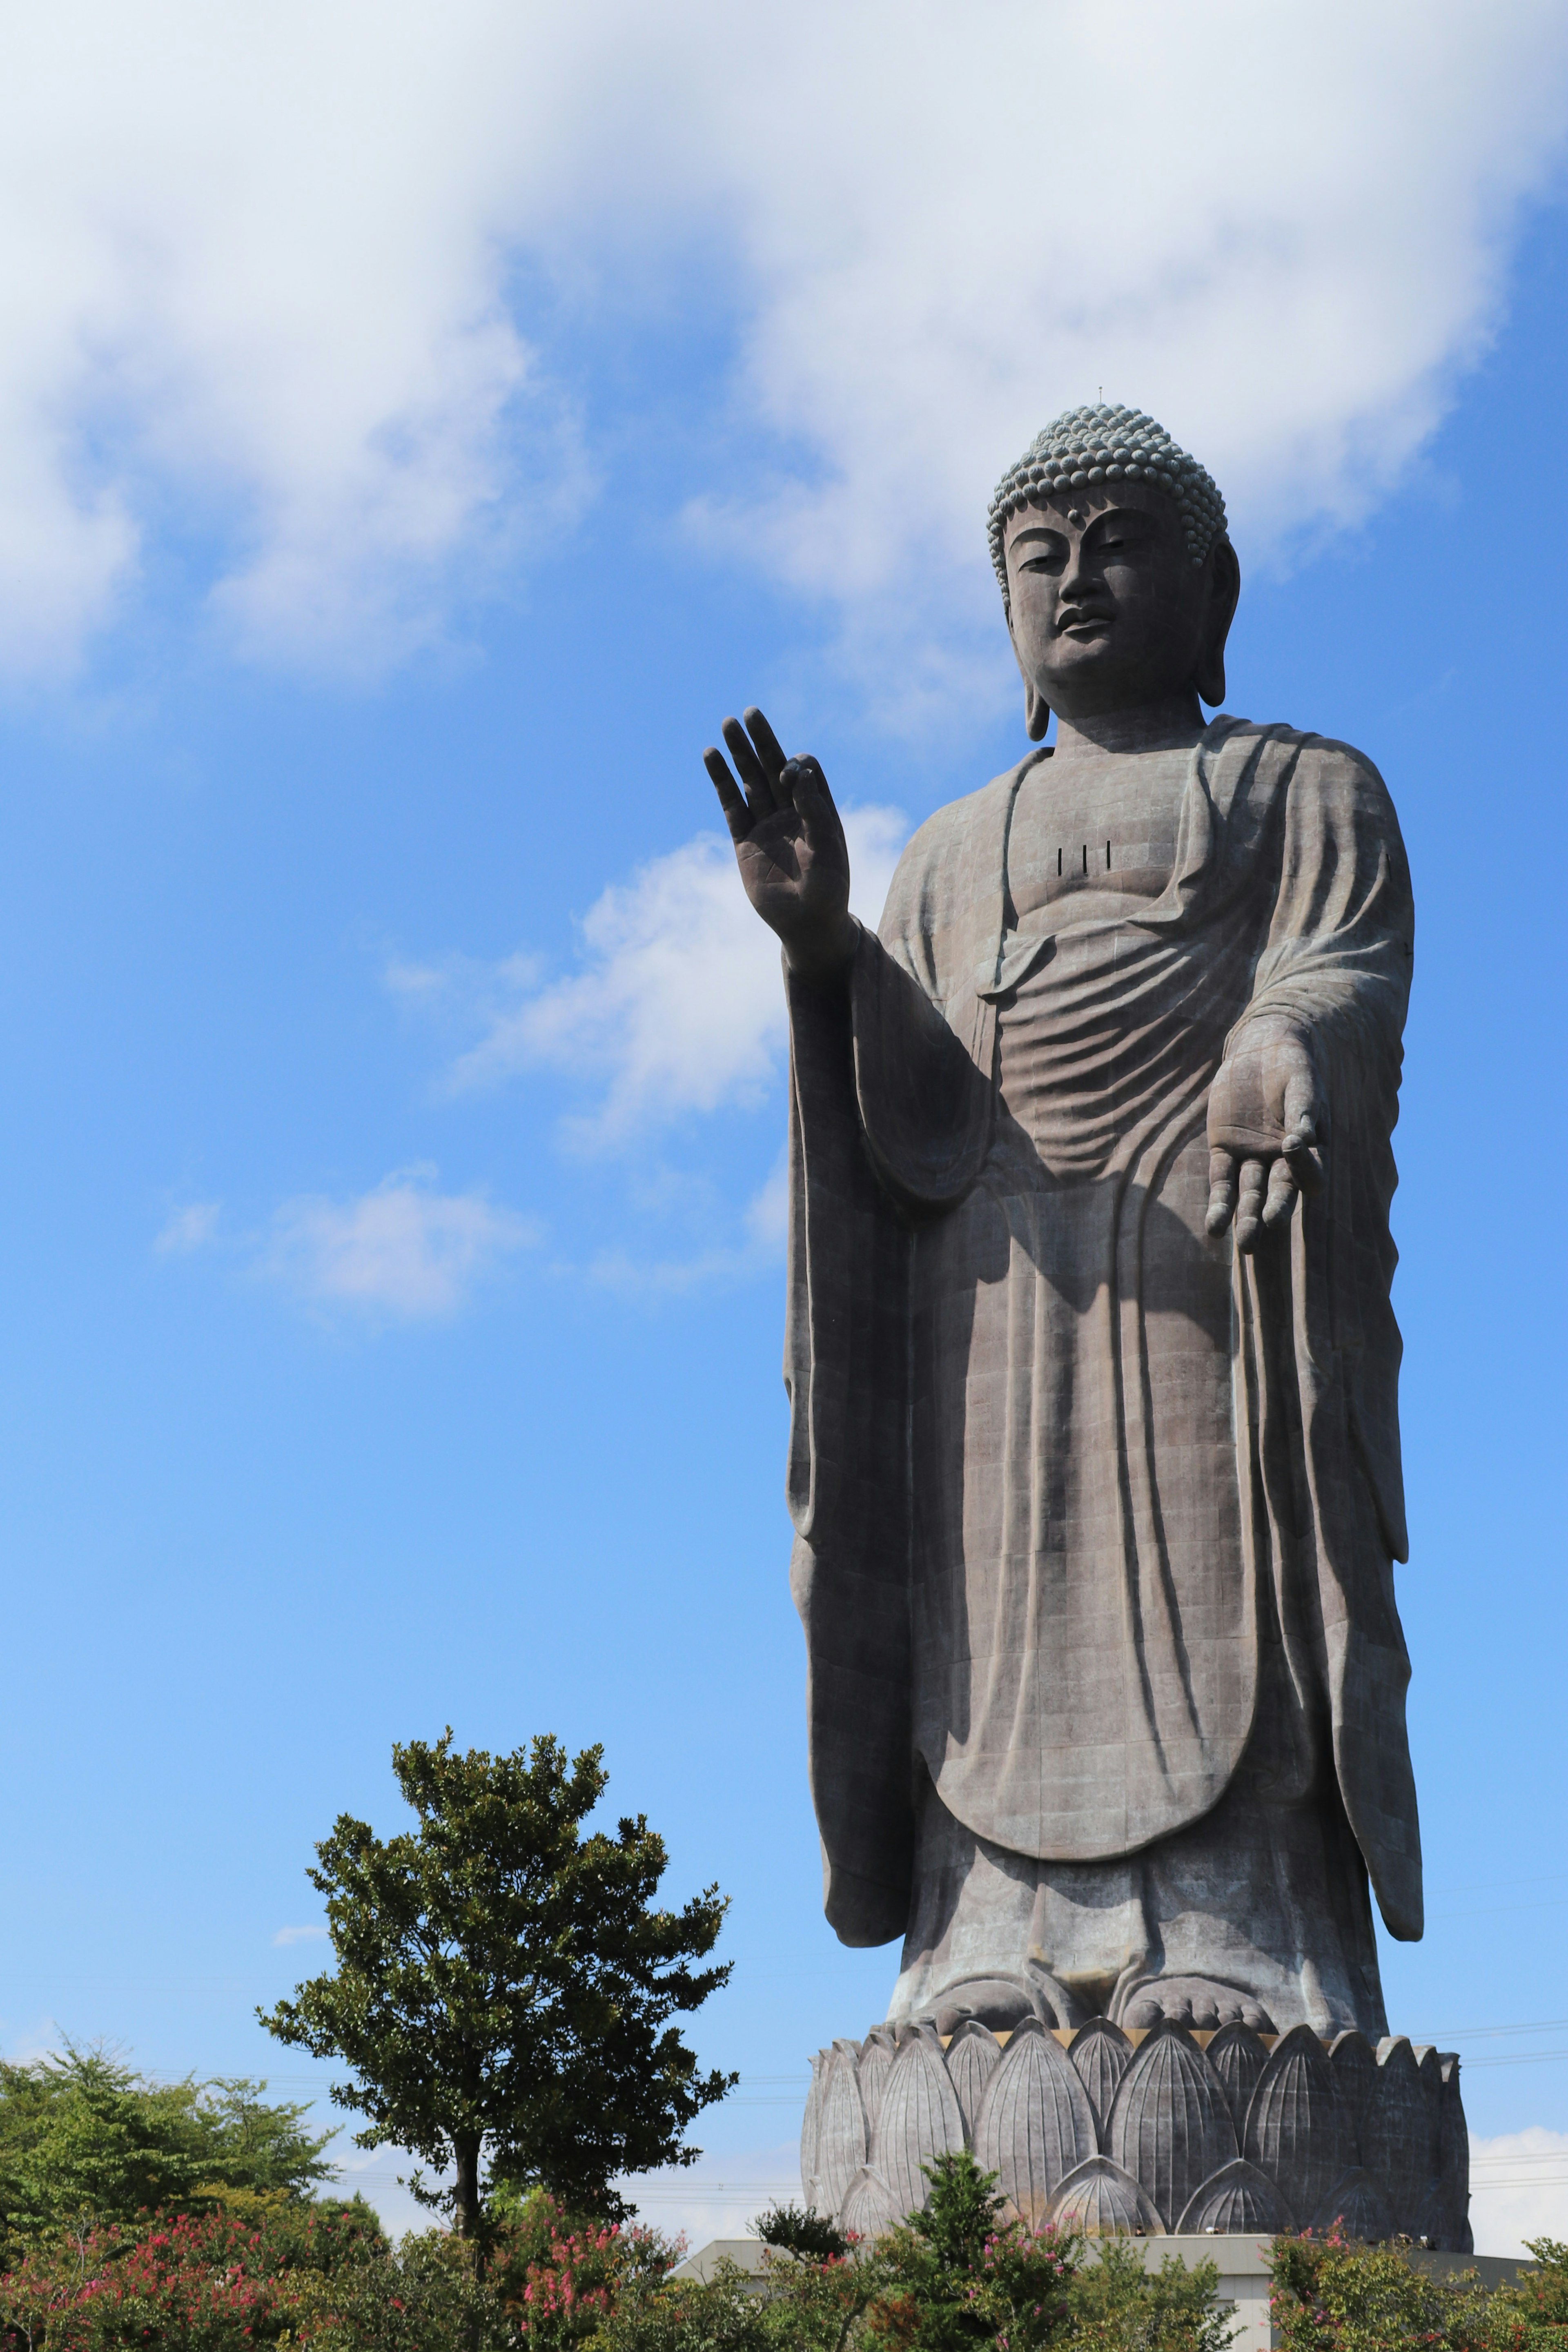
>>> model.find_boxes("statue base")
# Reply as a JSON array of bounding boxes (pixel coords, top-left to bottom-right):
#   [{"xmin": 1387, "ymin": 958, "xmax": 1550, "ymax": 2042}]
[{"xmin": 802, "ymin": 2017, "xmax": 1471, "ymax": 2252}]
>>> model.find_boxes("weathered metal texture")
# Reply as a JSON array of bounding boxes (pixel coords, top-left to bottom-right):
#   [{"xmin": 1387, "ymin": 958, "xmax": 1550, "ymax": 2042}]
[
  {"xmin": 870, "ymin": 2026, "xmax": 965, "ymax": 2216},
  {"xmin": 944, "ymin": 2020, "xmax": 1002, "ymax": 2140},
  {"xmin": 856, "ymin": 2029, "xmax": 897, "ymax": 2140},
  {"xmin": 1312, "ymin": 2167, "xmax": 1396, "ymax": 2240},
  {"xmin": 1361, "ymin": 2038, "xmax": 1430, "ymax": 2235},
  {"xmin": 816, "ymin": 2042, "xmax": 869, "ymax": 2218},
  {"xmin": 1069, "ymin": 2017, "xmax": 1132, "ymax": 2140},
  {"xmin": 972, "ymin": 2017, "xmax": 1098, "ymax": 2224},
  {"xmin": 1206, "ymin": 2022, "xmax": 1269, "ymax": 2139},
  {"xmin": 1421, "ymin": 2056, "xmax": 1474, "ymax": 2255},
  {"xmin": 800, "ymin": 2049, "xmax": 828, "ymax": 2210},
  {"xmin": 1175, "ymin": 2157, "xmax": 1292, "ymax": 2235},
  {"xmin": 802, "ymin": 2022, "xmax": 1473, "ymax": 2249},
  {"xmin": 1327, "ymin": 2031, "xmax": 1378, "ymax": 2138},
  {"xmin": 1047, "ymin": 2155, "xmax": 1164, "ymax": 2236},
  {"xmin": 1106, "ymin": 2022, "xmax": 1238, "ymax": 2231},
  {"xmin": 840, "ymin": 2165, "xmax": 901, "ymax": 2240},
  {"xmin": 1242, "ymin": 2025, "xmax": 1357, "ymax": 2226}
]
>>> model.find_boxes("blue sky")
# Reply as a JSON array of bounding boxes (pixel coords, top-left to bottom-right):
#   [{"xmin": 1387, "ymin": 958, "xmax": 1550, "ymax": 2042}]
[{"xmin": 0, "ymin": 0, "xmax": 1566, "ymax": 2261}]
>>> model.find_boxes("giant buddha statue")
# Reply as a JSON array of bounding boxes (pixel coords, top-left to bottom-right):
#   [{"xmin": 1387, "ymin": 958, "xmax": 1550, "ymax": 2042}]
[{"xmin": 703, "ymin": 405, "xmax": 1457, "ymax": 2245}]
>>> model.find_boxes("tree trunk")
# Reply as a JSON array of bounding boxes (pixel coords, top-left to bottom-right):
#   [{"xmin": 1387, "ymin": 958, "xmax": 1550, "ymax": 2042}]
[{"xmin": 453, "ymin": 2133, "xmax": 485, "ymax": 2273}]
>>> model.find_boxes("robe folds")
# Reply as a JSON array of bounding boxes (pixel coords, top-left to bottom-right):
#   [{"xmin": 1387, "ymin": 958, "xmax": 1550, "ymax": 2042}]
[{"xmin": 784, "ymin": 715, "xmax": 1421, "ymax": 1956}]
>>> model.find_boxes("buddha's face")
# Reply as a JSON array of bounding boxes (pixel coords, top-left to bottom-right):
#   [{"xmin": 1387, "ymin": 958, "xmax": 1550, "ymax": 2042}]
[{"xmin": 1003, "ymin": 481, "xmax": 1235, "ymax": 724}]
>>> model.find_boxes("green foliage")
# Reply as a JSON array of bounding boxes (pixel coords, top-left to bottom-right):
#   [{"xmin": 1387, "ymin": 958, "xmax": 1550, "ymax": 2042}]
[
  {"xmin": 0, "ymin": 2045, "xmax": 332, "ymax": 2264},
  {"xmin": 1486, "ymin": 2238, "xmax": 1568, "ymax": 2348},
  {"xmin": 1055, "ymin": 2236, "xmax": 1233, "ymax": 2351},
  {"xmin": 1268, "ymin": 2229, "xmax": 1568, "ymax": 2352},
  {"xmin": 752, "ymin": 2207, "xmax": 850, "ymax": 2263},
  {"xmin": 259, "ymin": 1731, "xmax": 735, "ymax": 2242},
  {"xmin": 869, "ymin": 2150, "xmax": 1011, "ymax": 2352},
  {"xmin": 850, "ymin": 2153, "xmax": 1226, "ymax": 2352}
]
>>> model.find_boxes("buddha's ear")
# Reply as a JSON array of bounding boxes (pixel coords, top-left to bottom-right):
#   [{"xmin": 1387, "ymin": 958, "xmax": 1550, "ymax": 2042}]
[
  {"xmin": 1009, "ymin": 613, "xmax": 1052, "ymax": 740},
  {"xmin": 1194, "ymin": 537, "xmax": 1241, "ymax": 708}
]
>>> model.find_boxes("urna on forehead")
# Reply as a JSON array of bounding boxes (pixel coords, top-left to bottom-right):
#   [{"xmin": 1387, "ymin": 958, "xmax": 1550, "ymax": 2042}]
[{"xmin": 987, "ymin": 402, "xmax": 1228, "ymax": 599}]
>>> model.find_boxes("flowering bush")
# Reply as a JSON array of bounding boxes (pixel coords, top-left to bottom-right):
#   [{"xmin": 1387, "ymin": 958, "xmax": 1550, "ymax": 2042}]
[
  {"xmin": 1269, "ymin": 2227, "xmax": 1568, "ymax": 2352},
  {"xmin": 488, "ymin": 2193, "xmax": 678, "ymax": 2351},
  {"xmin": 0, "ymin": 2209, "xmax": 280, "ymax": 2352}
]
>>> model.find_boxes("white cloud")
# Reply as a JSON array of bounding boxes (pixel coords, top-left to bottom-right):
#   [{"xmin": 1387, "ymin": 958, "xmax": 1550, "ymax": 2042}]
[
  {"xmin": 0, "ymin": 1, "xmax": 1563, "ymax": 676},
  {"xmin": 155, "ymin": 1201, "xmax": 221, "ymax": 1254},
  {"xmin": 448, "ymin": 804, "xmax": 908, "ymax": 1143},
  {"xmin": 264, "ymin": 1165, "xmax": 537, "ymax": 1318},
  {"xmin": 1470, "ymin": 2127, "xmax": 1568, "ymax": 2258},
  {"xmin": 272, "ymin": 1924, "xmax": 330, "ymax": 1948}
]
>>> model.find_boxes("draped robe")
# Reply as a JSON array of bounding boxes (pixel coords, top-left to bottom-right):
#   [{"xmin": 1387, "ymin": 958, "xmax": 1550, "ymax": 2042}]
[{"xmin": 784, "ymin": 715, "xmax": 1421, "ymax": 1972}]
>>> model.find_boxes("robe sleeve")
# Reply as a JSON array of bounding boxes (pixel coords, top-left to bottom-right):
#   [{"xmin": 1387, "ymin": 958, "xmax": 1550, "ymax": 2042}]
[
  {"xmin": 784, "ymin": 911, "xmax": 995, "ymax": 1947},
  {"xmin": 1228, "ymin": 737, "xmax": 1423, "ymax": 1940}
]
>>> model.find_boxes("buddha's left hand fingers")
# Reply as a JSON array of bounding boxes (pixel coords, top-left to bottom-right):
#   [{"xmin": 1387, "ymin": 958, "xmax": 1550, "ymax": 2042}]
[
  {"xmin": 1261, "ymin": 1155, "xmax": 1300, "ymax": 1230},
  {"xmin": 742, "ymin": 706, "xmax": 790, "ymax": 792},
  {"xmin": 1205, "ymin": 1147, "xmax": 1238, "ymax": 1237},
  {"xmin": 703, "ymin": 746, "xmax": 751, "ymax": 842},
  {"xmin": 722, "ymin": 714, "xmax": 783, "ymax": 815},
  {"xmin": 1234, "ymin": 1158, "xmax": 1268, "ymax": 1254}
]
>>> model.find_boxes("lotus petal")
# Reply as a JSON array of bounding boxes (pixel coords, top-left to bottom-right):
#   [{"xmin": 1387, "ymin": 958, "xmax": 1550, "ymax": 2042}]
[
  {"xmin": 1425, "ymin": 2054, "xmax": 1473, "ymax": 2253},
  {"xmin": 857, "ymin": 2032, "xmax": 896, "ymax": 2138},
  {"xmin": 800, "ymin": 2048, "xmax": 829, "ymax": 2205},
  {"xmin": 1311, "ymin": 2166, "xmax": 1396, "ymax": 2241},
  {"xmin": 1416, "ymin": 2047, "xmax": 1444, "ymax": 2177},
  {"xmin": 1069, "ymin": 2018, "xmax": 1131, "ymax": 2140},
  {"xmin": 871, "ymin": 2025, "xmax": 964, "ymax": 2217},
  {"xmin": 1175, "ymin": 2157, "xmax": 1292, "ymax": 2235},
  {"xmin": 1243, "ymin": 2025, "xmax": 1355, "ymax": 2226},
  {"xmin": 1206, "ymin": 2022, "xmax": 1269, "ymax": 2138},
  {"xmin": 1047, "ymin": 2154, "xmax": 1164, "ymax": 2236},
  {"xmin": 944, "ymin": 2020, "xmax": 1001, "ymax": 2139},
  {"xmin": 817, "ymin": 2041, "xmax": 869, "ymax": 2217},
  {"xmin": 1328, "ymin": 2031, "xmax": 1376, "ymax": 2138},
  {"xmin": 973, "ymin": 2016, "xmax": 1098, "ymax": 2224},
  {"xmin": 840, "ymin": 2165, "xmax": 901, "ymax": 2241},
  {"xmin": 1107, "ymin": 2020, "xmax": 1238, "ymax": 2230},
  {"xmin": 1362, "ymin": 2038, "xmax": 1430, "ymax": 2234}
]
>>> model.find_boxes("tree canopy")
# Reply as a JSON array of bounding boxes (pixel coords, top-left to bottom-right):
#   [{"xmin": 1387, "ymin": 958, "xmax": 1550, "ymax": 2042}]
[
  {"xmin": 0, "ymin": 2042, "xmax": 332, "ymax": 2262},
  {"xmin": 259, "ymin": 1731, "xmax": 735, "ymax": 2245}
]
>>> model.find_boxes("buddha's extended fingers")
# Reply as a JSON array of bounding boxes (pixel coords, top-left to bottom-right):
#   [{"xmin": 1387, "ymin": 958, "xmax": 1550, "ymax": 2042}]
[
  {"xmin": 1281, "ymin": 1066, "xmax": 1319, "ymax": 1134},
  {"xmin": 703, "ymin": 746, "xmax": 751, "ymax": 844},
  {"xmin": 1205, "ymin": 1147, "xmax": 1238, "ymax": 1237},
  {"xmin": 1283, "ymin": 1125, "xmax": 1326, "ymax": 1192},
  {"xmin": 785, "ymin": 755, "xmax": 840, "ymax": 839},
  {"xmin": 743, "ymin": 706, "xmax": 791, "ymax": 791},
  {"xmin": 1234, "ymin": 1158, "xmax": 1268, "ymax": 1254},
  {"xmin": 1261, "ymin": 1155, "xmax": 1300, "ymax": 1229},
  {"xmin": 721, "ymin": 714, "xmax": 782, "ymax": 815}
]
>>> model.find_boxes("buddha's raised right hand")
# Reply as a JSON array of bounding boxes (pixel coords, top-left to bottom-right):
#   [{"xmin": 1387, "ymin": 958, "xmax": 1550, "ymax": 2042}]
[{"xmin": 703, "ymin": 705, "xmax": 857, "ymax": 983}]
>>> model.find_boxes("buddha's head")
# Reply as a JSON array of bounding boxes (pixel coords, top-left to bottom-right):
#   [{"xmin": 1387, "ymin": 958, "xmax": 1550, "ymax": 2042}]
[{"xmin": 989, "ymin": 404, "xmax": 1240, "ymax": 740}]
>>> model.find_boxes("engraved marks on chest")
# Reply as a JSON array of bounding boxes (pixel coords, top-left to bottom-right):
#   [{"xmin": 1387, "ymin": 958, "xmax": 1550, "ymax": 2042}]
[{"xmin": 1008, "ymin": 744, "xmax": 1189, "ymax": 920}]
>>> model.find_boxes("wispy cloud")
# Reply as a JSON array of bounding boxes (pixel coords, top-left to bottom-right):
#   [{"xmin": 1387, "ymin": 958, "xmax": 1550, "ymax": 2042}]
[
  {"xmin": 584, "ymin": 1155, "xmax": 789, "ymax": 1298},
  {"xmin": 272, "ymin": 1924, "xmax": 330, "ymax": 1948},
  {"xmin": 1470, "ymin": 2127, "xmax": 1568, "ymax": 2257},
  {"xmin": 263, "ymin": 1166, "xmax": 537, "ymax": 1319},
  {"xmin": 0, "ymin": 4, "xmax": 1561, "ymax": 676},
  {"xmin": 433, "ymin": 804, "xmax": 907, "ymax": 1145},
  {"xmin": 154, "ymin": 1201, "xmax": 221, "ymax": 1255}
]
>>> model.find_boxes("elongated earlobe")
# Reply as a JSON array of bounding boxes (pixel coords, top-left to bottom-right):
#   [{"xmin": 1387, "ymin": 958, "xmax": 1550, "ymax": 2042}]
[
  {"xmin": 1024, "ymin": 680, "xmax": 1051, "ymax": 741},
  {"xmin": 1196, "ymin": 539, "xmax": 1241, "ymax": 709}
]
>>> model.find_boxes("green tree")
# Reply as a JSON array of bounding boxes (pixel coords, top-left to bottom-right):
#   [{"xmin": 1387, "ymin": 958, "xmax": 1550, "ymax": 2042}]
[
  {"xmin": 259, "ymin": 1732, "xmax": 735, "ymax": 2258},
  {"xmin": 0, "ymin": 2042, "xmax": 332, "ymax": 2261}
]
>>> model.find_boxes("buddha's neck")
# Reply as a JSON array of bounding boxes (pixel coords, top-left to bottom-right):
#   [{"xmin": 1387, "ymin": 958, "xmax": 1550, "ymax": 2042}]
[{"xmin": 1051, "ymin": 691, "xmax": 1207, "ymax": 760}]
